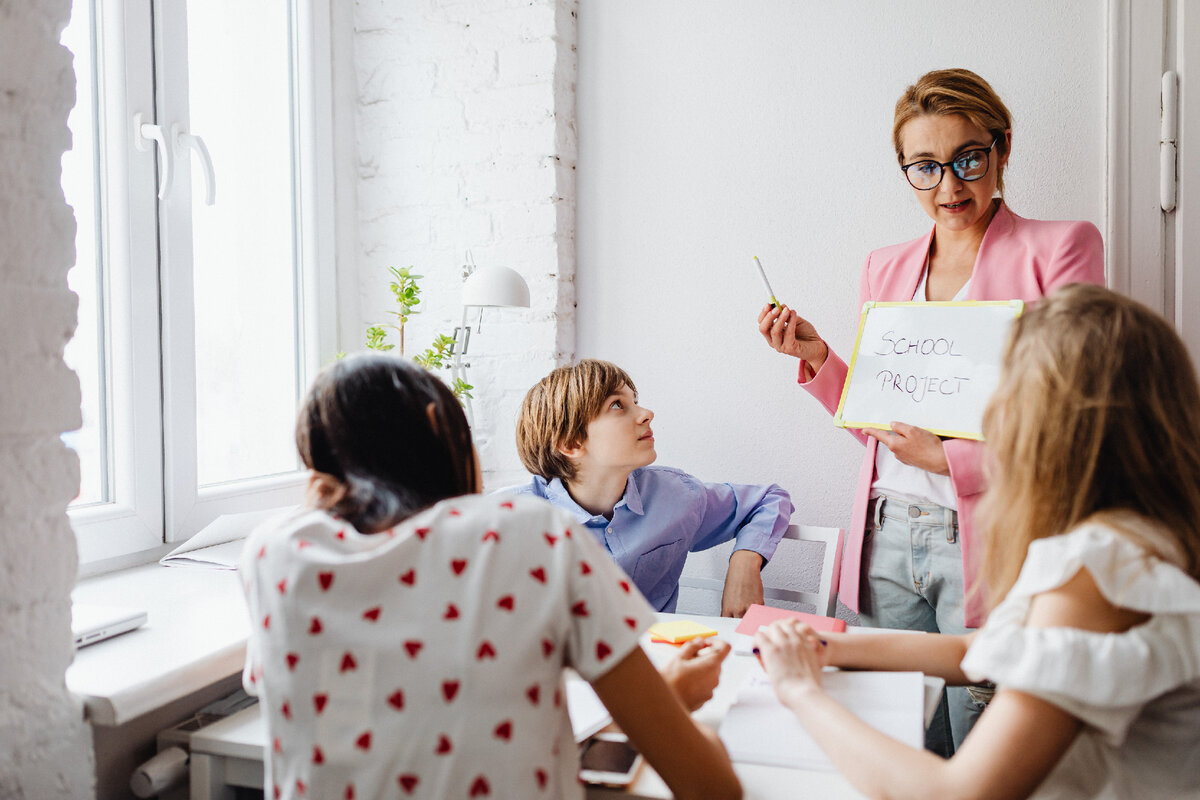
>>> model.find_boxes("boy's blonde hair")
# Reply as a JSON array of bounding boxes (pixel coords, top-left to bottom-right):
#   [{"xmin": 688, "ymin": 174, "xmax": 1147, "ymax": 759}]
[
  {"xmin": 978, "ymin": 284, "xmax": 1200, "ymax": 608},
  {"xmin": 516, "ymin": 359, "xmax": 636, "ymax": 482},
  {"xmin": 893, "ymin": 68, "xmax": 1013, "ymax": 195}
]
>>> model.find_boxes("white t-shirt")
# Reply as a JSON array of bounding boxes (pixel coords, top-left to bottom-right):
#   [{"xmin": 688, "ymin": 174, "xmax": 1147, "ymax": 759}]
[
  {"xmin": 870, "ymin": 262, "xmax": 972, "ymax": 509},
  {"xmin": 961, "ymin": 518, "xmax": 1200, "ymax": 799},
  {"xmin": 240, "ymin": 494, "xmax": 656, "ymax": 800}
]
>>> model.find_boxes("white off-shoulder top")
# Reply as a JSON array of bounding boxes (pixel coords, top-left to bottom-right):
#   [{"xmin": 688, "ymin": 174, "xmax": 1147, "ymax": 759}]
[{"xmin": 961, "ymin": 518, "xmax": 1200, "ymax": 799}]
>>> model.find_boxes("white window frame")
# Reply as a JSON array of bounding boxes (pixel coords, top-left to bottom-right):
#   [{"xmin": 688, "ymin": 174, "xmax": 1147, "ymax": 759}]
[{"xmin": 70, "ymin": 0, "xmax": 337, "ymax": 570}]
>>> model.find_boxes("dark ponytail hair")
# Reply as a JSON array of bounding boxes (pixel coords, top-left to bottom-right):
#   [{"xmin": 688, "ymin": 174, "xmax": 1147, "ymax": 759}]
[{"xmin": 296, "ymin": 353, "xmax": 478, "ymax": 532}]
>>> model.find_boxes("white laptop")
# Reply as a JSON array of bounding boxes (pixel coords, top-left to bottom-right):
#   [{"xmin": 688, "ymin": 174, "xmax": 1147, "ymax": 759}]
[{"xmin": 71, "ymin": 603, "xmax": 148, "ymax": 649}]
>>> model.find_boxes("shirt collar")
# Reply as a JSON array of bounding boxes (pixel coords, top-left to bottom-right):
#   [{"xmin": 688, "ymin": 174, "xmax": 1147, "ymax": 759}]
[{"xmin": 540, "ymin": 472, "xmax": 647, "ymax": 520}]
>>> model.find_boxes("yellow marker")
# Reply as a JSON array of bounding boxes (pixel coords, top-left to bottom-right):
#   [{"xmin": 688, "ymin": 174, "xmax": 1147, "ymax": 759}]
[
  {"xmin": 753, "ymin": 256, "xmax": 780, "ymax": 308},
  {"xmin": 647, "ymin": 619, "xmax": 719, "ymax": 644}
]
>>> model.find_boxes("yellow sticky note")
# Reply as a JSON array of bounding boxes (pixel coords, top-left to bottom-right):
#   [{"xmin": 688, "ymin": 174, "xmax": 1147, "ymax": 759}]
[{"xmin": 647, "ymin": 620, "xmax": 719, "ymax": 644}]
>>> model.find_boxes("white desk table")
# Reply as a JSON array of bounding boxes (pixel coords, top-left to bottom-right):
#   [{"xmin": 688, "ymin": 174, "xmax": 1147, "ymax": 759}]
[{"xmin": 187, "ymin": 614, "xmax": 938, "ymax": 799}]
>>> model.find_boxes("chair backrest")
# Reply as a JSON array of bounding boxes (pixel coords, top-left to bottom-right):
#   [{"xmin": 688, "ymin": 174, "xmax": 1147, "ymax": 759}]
[{"xmin": 677, "ymin": 524, "xmax": 845, "ymax": 618}]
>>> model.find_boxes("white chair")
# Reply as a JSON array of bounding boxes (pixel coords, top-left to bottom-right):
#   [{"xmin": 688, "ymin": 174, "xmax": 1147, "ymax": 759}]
[{"xmin": 676, "ymin": 524, "xmax": 845, "ymax": 618}]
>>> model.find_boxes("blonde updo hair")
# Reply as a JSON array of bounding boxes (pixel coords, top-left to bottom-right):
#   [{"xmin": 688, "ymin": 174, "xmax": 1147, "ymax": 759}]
[{"xmin": 893, "ymin": 69, "xmax": 1012, "ymax": 195}]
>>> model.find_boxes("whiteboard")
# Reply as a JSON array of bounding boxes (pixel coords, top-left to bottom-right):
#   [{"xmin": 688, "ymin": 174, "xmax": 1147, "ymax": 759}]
[{"xmin": 833, "ymin": 300, "xmax": 1024, "ymax": 440}]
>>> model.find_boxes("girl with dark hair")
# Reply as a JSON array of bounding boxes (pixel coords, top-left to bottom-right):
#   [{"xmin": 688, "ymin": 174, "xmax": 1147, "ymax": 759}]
[{"xmin": 240, "ymin": 353, "xmax": 741, "ymax": 800}]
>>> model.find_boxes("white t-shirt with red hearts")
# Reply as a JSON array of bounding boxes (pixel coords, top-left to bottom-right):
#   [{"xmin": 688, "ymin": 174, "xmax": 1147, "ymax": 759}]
[{"xmin": 240, "ymin": 493, "xmax": 656, "ymax": 800}]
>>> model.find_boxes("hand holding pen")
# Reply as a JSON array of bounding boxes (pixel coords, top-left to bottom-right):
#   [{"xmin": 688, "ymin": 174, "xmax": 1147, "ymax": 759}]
[
  {"xmin": 753, "ymin": 619, "xmax": 832, "ymax": 706},
  {"xmin": 752, "ymin": 256, "xmax": 830, "ymax": 370}
]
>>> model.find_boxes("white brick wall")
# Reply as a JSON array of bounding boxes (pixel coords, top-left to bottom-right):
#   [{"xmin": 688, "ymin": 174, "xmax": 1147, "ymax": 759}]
[
  {"xmin": 0, "ymin": 0, "xmax": 95, "ymax": 796},
  {"xmin": 351, "ymin": 0, "xmax": 578, "ymax": 489}
]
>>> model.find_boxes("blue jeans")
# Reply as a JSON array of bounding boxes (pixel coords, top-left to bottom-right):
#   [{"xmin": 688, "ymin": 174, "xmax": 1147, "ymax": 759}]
[{"xmin": 857, "ymin": 495, "xmax": 986, "ymax": 757}]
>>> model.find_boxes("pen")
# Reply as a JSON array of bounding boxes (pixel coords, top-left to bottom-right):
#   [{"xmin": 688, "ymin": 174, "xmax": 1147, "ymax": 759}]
[{"xmin": 753, "ymin": 256, "xmax": 780, "ymax": 309}]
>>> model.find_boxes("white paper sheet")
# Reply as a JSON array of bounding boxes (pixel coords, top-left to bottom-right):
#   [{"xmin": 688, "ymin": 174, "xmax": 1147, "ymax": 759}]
[
  {"xmin": 159, "ymin": 507, "xmax": 295, "ymax": 569},
  {"xmin": 719, "ymin": 666, "xmax": 925, "ymax": 771}
]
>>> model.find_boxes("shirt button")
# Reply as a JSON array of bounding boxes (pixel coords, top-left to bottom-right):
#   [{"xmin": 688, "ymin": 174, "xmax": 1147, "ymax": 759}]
[
  {"xmin": 908, "ymin": 506, "xmax": 921, "ymax": 519},
  {"xmin": 606, "ymin": 527, "xmax": 613, "ymax": 534}
]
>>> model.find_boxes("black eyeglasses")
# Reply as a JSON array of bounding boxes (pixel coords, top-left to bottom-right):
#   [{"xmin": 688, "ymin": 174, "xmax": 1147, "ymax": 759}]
[{"xmin": 900, "ymin": 139, "xmax": 998, "ymax": 191}]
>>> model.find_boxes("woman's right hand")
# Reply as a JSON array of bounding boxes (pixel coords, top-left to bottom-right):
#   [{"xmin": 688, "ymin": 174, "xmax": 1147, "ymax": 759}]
[{"xmin": 757, "ymin": 303, "xmax": 829, "ymax": 370}]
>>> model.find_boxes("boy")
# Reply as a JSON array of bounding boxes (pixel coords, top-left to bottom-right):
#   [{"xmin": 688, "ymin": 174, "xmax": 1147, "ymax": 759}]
[{"xmin": 508, "ymin": 359, "xmax": 793, "ymax": 617}]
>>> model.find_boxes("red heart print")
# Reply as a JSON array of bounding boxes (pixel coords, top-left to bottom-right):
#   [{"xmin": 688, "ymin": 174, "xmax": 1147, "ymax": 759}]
[
  {"xmin": 535, "ymin": 768, "xmax": 548, "ymax": 788},
  {"xmin": 355, "ymin": 731, "xmax": 372, "ymax": 751},
  {"xmin": 476, "ymin": 640, "xmax": 496, "ymax": 660},
  {"xmin": 482, "ymin": 530, "xmax": 500, "ymax": 543},
  {"xmin": 493, "ymin": 720, "xmax": 512, "ymax": 740},
  {"xmin": 619, "ymin": 580, "xmax": 631, "ymax": 593},
  {"xmin": 344, "ymin": 784, "xmax": 355, "ymax": 800},
  {"xmin": 285, "ymin": 652, "xmax": 299, "ymax": 670},
  {"xmin": 296, "ymin": 779, "xmax": 307, "ymax": 795},
  {"xmin": 313, "ymin": 693, "xmax": 328, "ymax": 714},
  {"xmin": 443, "ymin": 603, "xmax": 460, "ymax": 620},
  {"xmin": 526, "ymin": 684, "xmax": 540, "ymax": 705},
  {"xmin": 281, "ymin": 701, "xmax": 291, "ymax": 720},
  {"xmin": 580, "ymin": 561, "xmax": 592, "ymax": 575},
  {"xmin": 276, "ymin": 578, "xmax": 287, "ymax": 594},
  {"xmin": 312, "ymin": 746, "xmax": 324, "ymax": 764},
  {"xmin": 387, "ymin": 689, "xmax": 405, "ymax": 710},
  {"xmin": 435, "ymin": 734, "xmax": 453, "ymax": 754},
  {"xmin": 563, "ymin": 527, "xmax": 572, "ymax": 538},
  {"xmin": 272, "ymin": 737, "xmax": 281, "ymax": 753},
  {"xmin": 297, "ymin": 539, "xmax": 311, "ymax": 549},
  {"xmin": 308, "ymin": 616, "xmax": 323, "ymax": 634},
  {"xmin": 497, "ymin": 595, "xmax": 515, "ymax": 611},
  {"xmin": 273, "ymin": 785, "xmax": 280, "ymax": 799},
  {"xmin": 624, "ymin": 617, "xmax": 638, "ymax": 629},
  {"xmin": 335, "ymin": 530, "xmax": 346, "ymax": 540},
  {"xmin": 398, "ymin": 774, "xmax": 419, "ymax": 793},
  {"xmin": 469, "ymin": 776, "xmax": 490, "ymax": 796},
  {"xmin": 415, "ymin": 527, "xmax": 430, "ymax": 540},
  {"xmin": 541, "ymin": 639, "xmax": 554, "ymax": 658},
  {"xmin": 318, "ymin": 571, "xmax": 334, "ymax": 591},
  {"xmin": 530, "ymin": 567, "xmax": 546, "ymax": 583},
  {"xmin": 553, "ymin": 688, "xmax": 562, "ymax": 708},
  {"xmin": 340, "ymin": 651, "xmax": 357, "ymax": 672},
  {"xmin": 257, "ymin": 545, "xmax": 266, "ymax": 559},
  {"xmin": 571, "ymin": 601, "xmax": 589, "ymax": 617},
  {"xmin": 404, "ymin": 640, "xmax": 423, "ymax": 658},
  {"xmin": 544, "ymin": 532, "xmax": 557, "ymax": 547},
  {"xmin": 442, "ymin": 681, "xmax": 460, "ymax": 702},
  {"xmin": 499, "ymin": 500, "xmax": 514, "ymax": 509},
  {"xmin": 449, "ymin": 509, "xmax": 461, "ymax": 516},
  {"xmin": 451, "ymin": 558, "xmax": 467, "ymax": 575},
  {"xmin": 262, "ymin": 615, "xmax": 271, "ymax": 629},
  {"xmin": 596, "ymin": 640, "xmax": 613, "ymax": 660},
  {"xmin": 361, "ymin": 606, "xmax": 381, "ymax": 622},
  {"xmin": 399, "ymin": 568, "xmax": 416, "ymax": 585}
]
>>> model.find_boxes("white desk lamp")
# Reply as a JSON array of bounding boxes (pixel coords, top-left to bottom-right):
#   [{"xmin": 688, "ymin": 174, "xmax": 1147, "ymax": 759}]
[{"xmin": 452, "ymin": 264, "xmax": 531, "ymax": 426}]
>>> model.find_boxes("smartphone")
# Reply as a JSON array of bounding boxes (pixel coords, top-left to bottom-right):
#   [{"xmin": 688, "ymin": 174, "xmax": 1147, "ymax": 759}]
[{"xmin": 578, "ymin": 732, "xmax": 643, "ymax": 787}]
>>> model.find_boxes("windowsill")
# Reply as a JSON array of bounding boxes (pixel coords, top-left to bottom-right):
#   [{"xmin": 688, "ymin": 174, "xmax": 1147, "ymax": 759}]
[{"xmin": 66, "ymin": 561, "xmax": 249, "ymax": 727}]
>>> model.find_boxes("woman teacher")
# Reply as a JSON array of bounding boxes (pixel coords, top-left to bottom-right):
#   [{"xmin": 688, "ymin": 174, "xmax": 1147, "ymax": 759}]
[{"xmin": 757, "ymin": 68, "xmax": 1104, "ymax": 755}]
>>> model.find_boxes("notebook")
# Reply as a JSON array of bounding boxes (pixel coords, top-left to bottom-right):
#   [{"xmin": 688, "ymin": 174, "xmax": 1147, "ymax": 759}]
[
  {"xmin": 71, "ymin": 603, "xmax": 148, "ymax": 649},
  {"xmin": 731, "ymin": 604, "xmax": 846, "ymax": 654}
]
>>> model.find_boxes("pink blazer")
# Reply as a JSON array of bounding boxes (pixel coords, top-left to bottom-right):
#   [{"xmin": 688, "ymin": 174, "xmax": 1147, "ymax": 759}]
[{"xmin": 800, "ymin": 203, "xmax": 1105, "ymax": 626}]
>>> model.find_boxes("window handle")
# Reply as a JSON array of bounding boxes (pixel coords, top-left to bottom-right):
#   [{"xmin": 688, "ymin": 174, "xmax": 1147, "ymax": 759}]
[
  {"xmin": 132, "ymin": 112, "xmax": 174, "ymax": 199},
  {"xmin": 172, "ymin": 124, "xmax": 216, "ymax": 206}
]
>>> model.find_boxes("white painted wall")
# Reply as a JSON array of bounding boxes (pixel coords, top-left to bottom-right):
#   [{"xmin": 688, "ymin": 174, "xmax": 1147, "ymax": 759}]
[
  {"xmin": 0, "ymin": 0, "xmax": 95, "ymax": 796},
  {"xmin": 347, "ymin": 0, "xmax": 580, "ymax": 489},
  {"xmin": 575, "ymin": 1, "xmax": 1107, "ymax": 606}
]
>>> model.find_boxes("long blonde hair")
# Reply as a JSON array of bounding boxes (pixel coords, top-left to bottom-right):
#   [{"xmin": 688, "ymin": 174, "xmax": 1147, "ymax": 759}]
[{"xmin": 978, "ymin": 284, "xmax": 1200, "ymax": 607}]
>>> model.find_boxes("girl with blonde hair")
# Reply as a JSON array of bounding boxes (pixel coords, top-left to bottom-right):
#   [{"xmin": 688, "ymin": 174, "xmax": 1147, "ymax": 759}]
[{"xmin": 754, "ymin": 284, "xmax": 1200, "ymax": 800}]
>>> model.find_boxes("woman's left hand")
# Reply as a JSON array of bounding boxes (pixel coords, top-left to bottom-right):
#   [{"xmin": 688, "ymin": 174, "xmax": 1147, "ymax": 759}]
[
  {"xmin": 753, "ymin": 620, "xmax": 829, "ymax": 710},
  {"xmin": 865, "ymin": 422, "xmax": 950, "ymax": 476}
]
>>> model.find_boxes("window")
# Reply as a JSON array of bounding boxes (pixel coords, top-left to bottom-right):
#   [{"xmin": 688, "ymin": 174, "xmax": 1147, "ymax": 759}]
[{"xmin": 61, "ymin": 0, "xmax": 335, "ymax": 566}]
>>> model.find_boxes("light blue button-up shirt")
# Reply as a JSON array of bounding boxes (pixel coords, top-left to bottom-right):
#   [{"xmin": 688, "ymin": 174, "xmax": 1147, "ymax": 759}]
[{"xmin": 505, "ymin": 466, "xmax": 793, "ymax": 612}]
